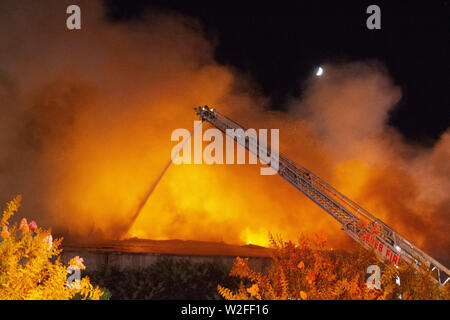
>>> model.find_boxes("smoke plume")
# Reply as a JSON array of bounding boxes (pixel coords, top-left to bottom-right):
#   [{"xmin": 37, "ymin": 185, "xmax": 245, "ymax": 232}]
[{"xmin": 0, "ymin": 0, "xmax": 448, "ymax": 264}]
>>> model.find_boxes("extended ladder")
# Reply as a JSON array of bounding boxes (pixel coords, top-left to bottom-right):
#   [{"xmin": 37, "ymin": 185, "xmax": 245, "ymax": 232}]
[{"xmin": 195, "ymin": 105, "xmax": 450, "ymax": 286}]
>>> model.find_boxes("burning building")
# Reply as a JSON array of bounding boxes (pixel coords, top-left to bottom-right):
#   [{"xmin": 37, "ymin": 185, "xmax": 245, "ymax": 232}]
[{"xmin": 0, "ymin": 0, "xmax": 448, "ymax": 267}]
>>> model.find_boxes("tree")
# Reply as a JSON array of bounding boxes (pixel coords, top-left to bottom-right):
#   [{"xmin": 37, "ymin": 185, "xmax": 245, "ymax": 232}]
[
  {"xmin": 218, "ymin": 232, "xmax": 449, "ymax": 300},
  {"xmin": 0, "ymin": 195, "xmax": 104, "ymax": 300}
]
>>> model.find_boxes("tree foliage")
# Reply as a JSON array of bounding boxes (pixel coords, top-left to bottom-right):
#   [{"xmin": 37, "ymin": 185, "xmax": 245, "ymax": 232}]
[
  {"xmin": 0, "ymin": 196, "xmax": 105, "ymax": 300},
  {"xmin": 218, "ymin": 232, "xmax": 449, "ymax": 300}
]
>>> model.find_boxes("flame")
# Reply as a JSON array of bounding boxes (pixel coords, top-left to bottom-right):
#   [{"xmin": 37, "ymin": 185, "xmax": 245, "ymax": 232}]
[{"xmin": 0, "ymin": 0, "xmax": 448, "ymax": 264}]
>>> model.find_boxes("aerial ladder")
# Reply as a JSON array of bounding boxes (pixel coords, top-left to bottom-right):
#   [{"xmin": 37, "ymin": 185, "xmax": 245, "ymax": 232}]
[{"xmin": 195, "ymin": 105, "xmax": 450, "ymax": 286}]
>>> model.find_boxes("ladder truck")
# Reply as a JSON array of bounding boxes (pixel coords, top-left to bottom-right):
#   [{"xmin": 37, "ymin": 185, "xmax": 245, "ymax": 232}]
[{"xmin": 194, "ymin": 105, "xmax": 450, "ymax": 286}]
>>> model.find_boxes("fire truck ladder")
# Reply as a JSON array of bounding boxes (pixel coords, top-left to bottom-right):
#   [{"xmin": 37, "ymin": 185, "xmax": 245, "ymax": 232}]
[{"xmin": 195, "ymin": 105, "xmax": 450, "ymax": 286}]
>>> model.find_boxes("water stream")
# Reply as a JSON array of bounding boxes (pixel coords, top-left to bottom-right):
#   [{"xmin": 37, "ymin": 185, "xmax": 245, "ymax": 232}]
[{"xmin": 121, "ymin": 120, "xmax": 202, "ymax": 238}]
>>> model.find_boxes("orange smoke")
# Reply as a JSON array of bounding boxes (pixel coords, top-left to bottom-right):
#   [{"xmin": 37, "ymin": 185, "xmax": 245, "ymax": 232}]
[{"xmin": 0, "ymin": 1, "xmax": 448, "ymax": 264}]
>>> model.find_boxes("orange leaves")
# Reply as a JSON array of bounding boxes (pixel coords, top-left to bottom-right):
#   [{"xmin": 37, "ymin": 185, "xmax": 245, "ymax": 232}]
[
  {"xmin": 217, "ymin": 284, "xmax": 237, "ymax": 300},
  {"xmin": 220, "ymin": 232, "xmax": 394, "ymax": 300},
  {"xmin": 219, "ymin": 231, "xmax": 449, "ymax": 300},
  {"xmin": 306, "ymin": 270, "xmax": 317, "ymax": 285},
  {"xmin": 296, "ymin": 234, "xmax": 309, "ymax": 250},
  {"xmin": 220, "ymin": 232, "xmax": 338, "ymax": 300},
  {"xmin": 0, "ymin": 195, "xmax": 21, "ymax": 228},
  {"xmin": 68, "ymin": 256, "xmax": 86, "ymax": 270},
  {"xmin": 300, "ymin": 291, "xmax": 307, "ymax": 300},
  {"xmin": 1, "ymin": 226, "xmax": 9, "ymax": 239},
  {"xmin": 246, "ymin": 284, "xmax": 261, "ymax": 299},
  {"xmin": 313, "ymin": 231, "xmax": 327, "ymax": 246},
  {"xmin": 234, "ymin": 257, "xmax": 248, "ymax": 269},
  {"xmin": 0, "ymin": 196, "xmax": 104, "ymax": 300},
  {"xmin": 229, "ymin": 257, "xmax": 272, "ymax": 294},
  {"xmin": 229, "ymin": 257, "xmax": 251, "ymax": 279}
]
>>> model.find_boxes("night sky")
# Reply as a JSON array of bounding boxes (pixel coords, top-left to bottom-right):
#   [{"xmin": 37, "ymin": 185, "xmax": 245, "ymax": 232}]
[{"xmin": 104, "ymin": 0, "xmax": 449, "ymax": 146}]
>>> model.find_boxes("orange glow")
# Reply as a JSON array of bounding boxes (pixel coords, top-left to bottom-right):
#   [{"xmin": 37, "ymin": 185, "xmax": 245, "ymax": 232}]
[{"xmin": 0, "ymin": 1, "xmax": 448, "ymax": 264}]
